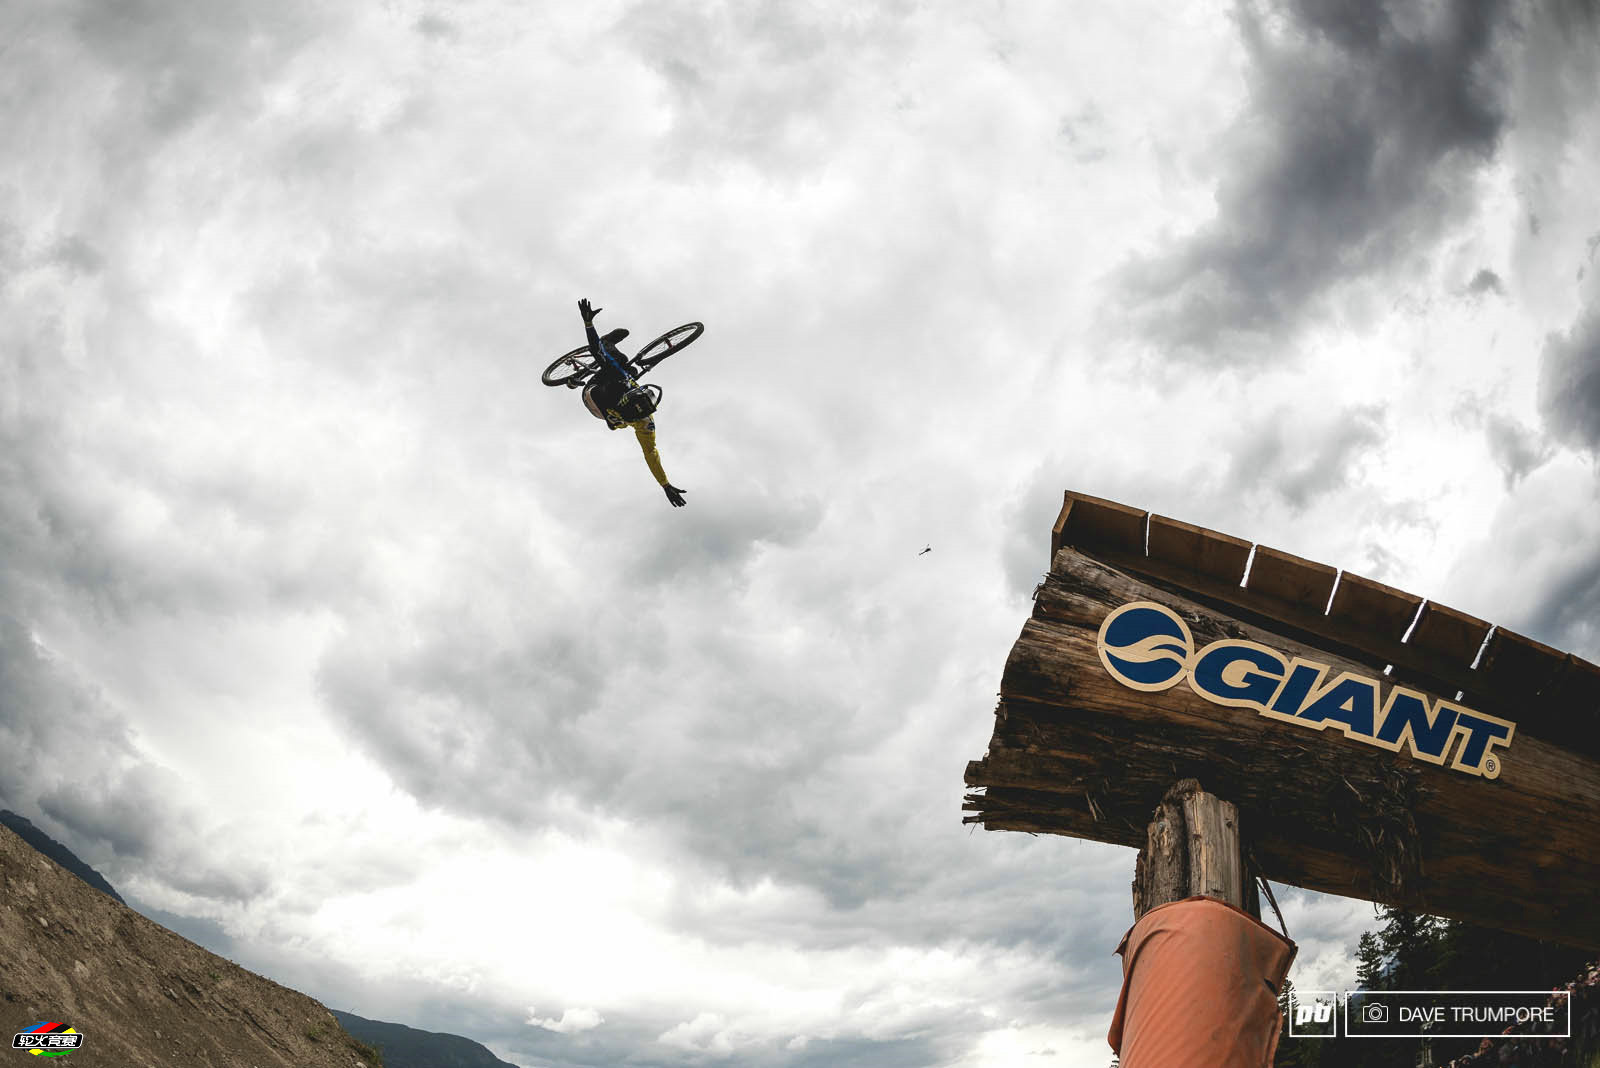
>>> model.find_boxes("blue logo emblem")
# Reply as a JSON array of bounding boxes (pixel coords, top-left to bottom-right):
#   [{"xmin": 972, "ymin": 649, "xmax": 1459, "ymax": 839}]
[{"xmin": 1096, "ymin": 602, "xmax": 1194, "ymax": 691}]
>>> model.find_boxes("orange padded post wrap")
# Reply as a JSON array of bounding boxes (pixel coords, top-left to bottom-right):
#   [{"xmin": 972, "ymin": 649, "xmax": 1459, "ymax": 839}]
[{"xmin": 1107, "ymin": 897, "xmax": 1297, "ymax": 1068}]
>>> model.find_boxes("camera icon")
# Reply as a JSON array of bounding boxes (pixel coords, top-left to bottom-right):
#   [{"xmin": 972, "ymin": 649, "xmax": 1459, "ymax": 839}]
[{"xmin": 1361, "ymin": 1003, "xmax": 1389, "ymax": 1024}]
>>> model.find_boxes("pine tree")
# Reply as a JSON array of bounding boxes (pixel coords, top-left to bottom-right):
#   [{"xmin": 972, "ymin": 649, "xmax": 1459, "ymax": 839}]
[
  {"xmin": 1355, "ymin": 930, "xmax": 1385, "ymax": 989},
  {"xmin": 1376, "ymin": 908, "xmax": 1442, "ymax": 991},
  {"xmin": 1341, "ymin": 908, "xmax": 1445, "ymax": 1068}
]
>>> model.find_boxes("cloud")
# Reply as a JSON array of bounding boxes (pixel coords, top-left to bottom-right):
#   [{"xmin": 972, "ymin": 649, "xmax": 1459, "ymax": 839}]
[
  {"xmin": 8, "ymin": 2, "xmax": 1600, "ymax": 1066},
  {"xmin": 528, "ymin": 1006, "xmax": 604, "ymax": 1034},
  {"xmin": 1454, "ymin": 396, "xmax": 1555, "ymax": 489},
  {"xmin": 0, "ymin": 614, "xmax": 271, "ymax": 906},
  {"xmin": 1442, "ymin": 457, "xmax": 1600, "ymax": 660},
  {"xmin": 617, "ymin": 2, "xmax": 899, "ymax": 178},
  {"xmin": 1521, "ymin": 293, "xmax": 1600, "ymax": 661},
  {"xmin": 413, "ymin": 13, "xmax": 458, "ymax": 42},
  {"xmin": 1465, "ymin": 268, "xmax": 1505, "ymax": 297},
  {"xmin": 64, "ymin": 0, "xmax": 326, "ymax": 139},
  {"xmin": 1538, "ymin": 302, "xmax": 1600, "ymax": 453},
  {"xmin": 658, "ymin": 1011, "xmax": 742, "ymax": 1056},
  {"xmin": 1484, "ymin": 414, "xmax": 1555, "ymax": 489},
  {"xmin": 1117, "ymin": 0, "xmax": 1512, "ymax": 361},
  {"xmin": 0, "ymin": 614, "xmax": 136, "ymax": 813},
  {"xmin": 1224, "ymin": 403, "xmax": 1388, "ymax": 511}
]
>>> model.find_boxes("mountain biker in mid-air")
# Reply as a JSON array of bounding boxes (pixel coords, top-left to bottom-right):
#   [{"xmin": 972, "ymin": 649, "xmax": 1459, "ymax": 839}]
[{"xmin": 577, "ymin": 297, "xmax": 687, "ymax": 508}]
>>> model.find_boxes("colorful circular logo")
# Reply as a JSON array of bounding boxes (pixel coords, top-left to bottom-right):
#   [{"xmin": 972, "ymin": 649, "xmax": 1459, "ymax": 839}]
[
  {"xmin": 1096, "ymin": 602, "xmax": 1194, "ymax": 691},
  {"xmin": 11, "ymin": 1023, "xmax": 83, "ymax": 1057}
]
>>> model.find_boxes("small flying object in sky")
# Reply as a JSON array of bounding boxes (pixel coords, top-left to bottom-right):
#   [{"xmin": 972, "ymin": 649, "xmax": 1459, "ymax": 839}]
[{"xmin": 919, "ymin": 545, "xmax": 932, "ymax": 556}]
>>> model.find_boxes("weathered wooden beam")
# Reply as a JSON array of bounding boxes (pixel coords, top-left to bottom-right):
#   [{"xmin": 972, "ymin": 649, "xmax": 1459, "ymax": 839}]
[
  {"xmin": 1051, "ymin": 490, "xmax": 1146, "ymax": 560},
  {"xmin": 1146, "ymin": 514, "xmax": 1252, "ymax": 586},
  {"xmin": 966, "ymin": 546, "xmax": 1600, "ymax": 949},
  {"xmin": 1132, "ymin": 780, "xmax": 1250, "ymax": 920},
  {"xmin": 1045, "ymin": 491, "xmax": 1600, "ymax": 759},
  {"xmin": 1246, "ymin": 546, "xmax": 1338, "ymax": 615}
]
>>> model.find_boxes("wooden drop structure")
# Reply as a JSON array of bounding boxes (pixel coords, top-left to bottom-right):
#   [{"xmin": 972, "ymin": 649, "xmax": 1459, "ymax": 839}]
[{"xmin": 964, "ymin": 490, "xmax": 1600, "ymax": 949}]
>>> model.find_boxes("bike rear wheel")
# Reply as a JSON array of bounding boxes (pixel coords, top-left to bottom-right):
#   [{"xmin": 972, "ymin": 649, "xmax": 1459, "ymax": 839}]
[
  {"xmin": 633, "ymin": 322, "xmax": 704, "ymax": 374},
  {"xmin": 542, "ymin": 345, "xmax": 597, "ymax": 387}
]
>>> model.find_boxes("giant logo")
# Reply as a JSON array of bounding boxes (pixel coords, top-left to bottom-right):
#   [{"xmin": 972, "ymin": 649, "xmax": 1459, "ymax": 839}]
[
  {"xmin": 1096, "ymin": 601, "xmax": 1516, "ymax": 779},
  {"xmin": 1097, "ymin": 603, "xmax": 1194, "ymax": 691}
]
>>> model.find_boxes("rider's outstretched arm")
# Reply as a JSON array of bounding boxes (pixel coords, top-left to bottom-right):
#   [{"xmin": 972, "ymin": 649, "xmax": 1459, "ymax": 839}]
[{"xmin": 579, "ymin": 298, "xmax": 631, "ymax": 380}]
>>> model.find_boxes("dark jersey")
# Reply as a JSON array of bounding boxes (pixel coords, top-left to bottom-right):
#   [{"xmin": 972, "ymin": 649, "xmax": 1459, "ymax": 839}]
[{"xmin": 581, "ymin": 318, "xmax": 670, "ymax": 486}]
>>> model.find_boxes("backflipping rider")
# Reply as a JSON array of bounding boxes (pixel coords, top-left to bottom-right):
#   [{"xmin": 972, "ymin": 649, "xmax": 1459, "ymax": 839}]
[{"xmin": 577, "ymin": 297, "xmax": 687, "ymax": 508}]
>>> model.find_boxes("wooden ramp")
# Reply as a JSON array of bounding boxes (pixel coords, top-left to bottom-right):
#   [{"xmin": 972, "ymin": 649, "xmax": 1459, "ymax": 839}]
[{"xmin": 964, "ymin": 491, "xmax": 1600, "ymax": 949}]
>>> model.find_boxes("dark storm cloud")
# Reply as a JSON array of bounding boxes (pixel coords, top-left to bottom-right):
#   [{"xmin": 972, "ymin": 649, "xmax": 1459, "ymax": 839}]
[
  {"xmin": 1520, "ymin": 547, "xmax": 1600, "ymax": 661},
  {"xmin": 999, "ymin": 403, "xmax": 1391, "ymax": 610},
  {"xmin": 620, "ymin": 484, "xmax": 824, "ymax": 587},
  {"xmin": 0, "ymin": 614, "xmax": 134, "ymax": 812},
  {"xmin": 0, "ymin": 306, "xmax": 377, "ymax": 624},
  {"xmin": 1224, "ymin": 402, "xmax": 1388, "ymax": 510},
  {"xmin": 1454, "ymin": 396, "xmax": 1555, "ymax": 489},
  {"xmin": 1483, "ymin": 414, "xmax": 1553, "ymax": 489},
  {"xmin": 47, "ymin": 235, "xmax": 104, "ymax": 275},
  {"xmin": 1118, "ymin": 0, "xmax": 1512, "ymax": 362},
  {"xmin": 617, "ymin": 0, "xmax": 898, "ymax": 175},
  {"xmin": 1519, "ymin": 296, "xmax": 1600, "ymax": 660},
  {"xmin": 0, "ymin": 0, "xmax": 363, "ymax": 619},
  {"xmin": 66, "ymin": 0, "xmax": 323, "ymax": 139},
  {"xmin": 0, "ymin": 0, "xmax": 344, "ymax": 897},
  {"xmin": 0, "ymin": 232, "xmax": 197, "ymax": 891},
  {"xmin": 1469, "ymin": 3, "xmax": 1600, "ymax": 663},
  {"xmin": 0, "ymin": 615, "xmax": 263, "ymax": 903},
  {"xmin": 314, "ymin": 617, "xmax": 614, "ymax": 823},
  {"xmin": 1538, "ymin": 302, "xmax": 1600, "ymax": 453},
  {"xmin": 315, "ymin": 587, "xmax": 904, "ymax": 906},
  {"xmin": 413, "ymin": 13, "xmax": 458, "ymax": 42},
  {"xmin": 1465, "ymin": 268, "xmax": 1504, "ymax": 297}
]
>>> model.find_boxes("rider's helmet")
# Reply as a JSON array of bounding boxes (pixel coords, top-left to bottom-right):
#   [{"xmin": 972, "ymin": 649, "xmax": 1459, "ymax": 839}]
[{"xmin": 601, "ymin": 327, "xmax": 630, "ymax": 347}]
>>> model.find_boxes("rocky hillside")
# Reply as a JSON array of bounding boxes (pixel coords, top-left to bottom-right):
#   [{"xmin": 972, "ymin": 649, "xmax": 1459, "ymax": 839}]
[{"xmin": 0, "ymin": 823, "xmax": 382, "ymax": 1067}]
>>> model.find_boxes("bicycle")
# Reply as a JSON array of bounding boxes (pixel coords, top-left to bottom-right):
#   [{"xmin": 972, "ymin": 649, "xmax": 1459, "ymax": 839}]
[{"xmin": 540, "ymin": 321, "xmax": 705, "ymax": 389}]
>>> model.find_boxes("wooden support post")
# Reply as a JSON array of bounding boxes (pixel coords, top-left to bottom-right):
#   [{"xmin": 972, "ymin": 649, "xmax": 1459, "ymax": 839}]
[
  {"xmin": 1132, "ymin": 779, "xmax": 1257, "ymax": 920},
  {"xmin": 1111, "ymin": 779, "xmax": 1290, "ymax": 1067}
]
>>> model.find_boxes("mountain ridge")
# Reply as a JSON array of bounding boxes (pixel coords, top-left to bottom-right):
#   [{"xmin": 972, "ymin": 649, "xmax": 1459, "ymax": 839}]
[
  {"xmin": 332, "ymin": 1010, "xmax": 523, "ymax": 1068},
  {"xmin": 0, "ymin": 810, "xmax": 125, "ymax": 904}
]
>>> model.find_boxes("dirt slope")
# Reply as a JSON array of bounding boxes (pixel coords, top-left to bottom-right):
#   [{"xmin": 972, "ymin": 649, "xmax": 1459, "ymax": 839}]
[{"xmin": 0, "ymin": 824, "xmax": 378, "ymax": 1067}]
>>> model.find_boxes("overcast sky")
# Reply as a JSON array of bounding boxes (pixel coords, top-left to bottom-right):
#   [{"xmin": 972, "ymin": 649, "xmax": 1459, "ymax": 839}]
[{"xmin": 3, "ymin": 1, "xmax": 1598, "ymax": 1065}]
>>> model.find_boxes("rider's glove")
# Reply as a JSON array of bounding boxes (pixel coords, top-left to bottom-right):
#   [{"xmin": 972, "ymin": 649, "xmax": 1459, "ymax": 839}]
[
  {"xmin": 663, "ymin": 484, "xmax": 687, "ymax": 508},
  {"xmin": 578, "ymin": 298, "xmax": 601, "ymax": 323}
]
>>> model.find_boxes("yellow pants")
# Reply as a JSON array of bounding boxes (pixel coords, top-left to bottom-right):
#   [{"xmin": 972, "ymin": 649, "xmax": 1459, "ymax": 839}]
[{"xmin": 620, "ymin": 416, "xmax": 669, "ymax": 486}]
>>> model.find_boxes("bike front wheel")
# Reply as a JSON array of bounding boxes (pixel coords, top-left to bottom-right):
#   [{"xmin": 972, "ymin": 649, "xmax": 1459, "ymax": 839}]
[
  {"xmin": 633, "ymin": 322, "xmax": 705, "ymax": 375},
  {"xmin": 542, "ymin": 346, "xmax": 597, "ymax": 387}
]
